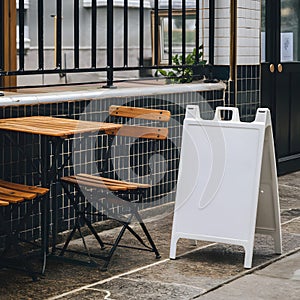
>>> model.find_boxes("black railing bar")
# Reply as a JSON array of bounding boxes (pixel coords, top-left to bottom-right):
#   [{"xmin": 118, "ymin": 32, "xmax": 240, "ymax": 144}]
[
  {"xmin": 0, "ymin": 80, "xmax": 109, "ymax": 91},
  {"xmin": 139, "ymin": 0, "xmax": 144, "ymax": 66},
  {"xmin": 1, "ymin": 68, "xmax": 108, "ymax": 76},
  {"xmin": 114, "ymin": 65, "xmax": 194, "ymax": 72},
  {"xmin": 1, "ymin": 65, "xmax": 213, "ymax": 90},
  {"xmin": 181, "ymin": 0, "xmax": 186, "ymax": 64},
  {"xmin": 209, "ymin": 0, "xmax": 215, "ymax": 65},
  {"xmin": 38, "ymin": 0, "xmax": 44, "ymax": 70},
  {"xmin": 113, "ymin": 64, "xmax": 197, "ymax": 70},
  {"xmin": 154, "ymin": 0, "xmax": 159, "ymax": 65},
  {"xmin": 1, "ymin": 63, "xmax": 201, "ymax": 77},
  {"xmin": 18, "ymin": 0, "xmax": 25, "ymax": 71},
  {"xmin": 195, "ymin": 0, "xmax": 200, "ymax": 63},
  {"xmin": 105, "ymin": 0, "xmax": 114, "ymax": 87},
  {"xmin": 91, "ymin": 0, "xmax": 97, "ymax": 68},
  {"xmin": 168, "ymin": 0, "xmax": 173, "ymax": 65},
  {"xmin": 0, "ymin": 76, "xmax": 165, "ymax": 91},
  {"xmin": 123, "ymin": 0, "xmax": 128, "ymax": 66},
  {"xmin": 74, "ymin": 0, "xmax": 80, "ymax": 68},
  {"xmin": 56, "ymin": 0, "xmax": 62, "ymax": 68},
  {"xmin": 0, "ymin": 1, "xmax": 3, "ymax": 72}
]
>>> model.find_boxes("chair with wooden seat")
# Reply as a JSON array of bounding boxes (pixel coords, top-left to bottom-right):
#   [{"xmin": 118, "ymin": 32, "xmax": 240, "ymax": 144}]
[
  {"xmin": 0, "ymin": 180, "xmax": 49, "ymax": 280},
  {"xmin": 58, "ymin": 105, "xmax": 171, "ymax": 270}
]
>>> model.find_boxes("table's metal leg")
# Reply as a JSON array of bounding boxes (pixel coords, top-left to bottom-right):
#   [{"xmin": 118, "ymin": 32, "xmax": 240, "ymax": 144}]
[
  {"xmin": 40, "ymin": 136, "xmax": 49, "ymax": 261},
  {"xmin": 40, "ymin": 135, "xmax": 71, "ymax": 263},
  {"xmin": 41, "ymin": 194, "xmax": 48, "ymax": 275},
  {"xmin": 50, "ymin": 139, "xmax": 62, "ymax": 254},
  {"xmin": 40, "ymin": 135, "xmax": 51, "ymax": 272}
]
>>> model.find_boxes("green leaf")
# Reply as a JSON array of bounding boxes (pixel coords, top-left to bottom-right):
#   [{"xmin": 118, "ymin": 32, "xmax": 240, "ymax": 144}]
[
  {"xmin": 157, "ymin": 69, "xmax": 168, "ymax": 76},
  {"xmin": 156, "ymin": 45, "xmax": 206, "ymax": 83}
]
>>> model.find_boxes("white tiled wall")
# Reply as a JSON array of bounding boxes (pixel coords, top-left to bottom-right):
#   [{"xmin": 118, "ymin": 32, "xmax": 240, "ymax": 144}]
[
  {"xmin": 237, "ymin": 0, "xmax": 260, "ymax": 65},
  {"xmin": 184, "ymin": 0, "xmax": 231, "ymax": 65},
  {"xmin": 203, "ymin": 0, "xmax": 261, "ymax": 65},
  {"xmin": 214, "ymin": 3, "xmax": 231, "ymax": 65}
]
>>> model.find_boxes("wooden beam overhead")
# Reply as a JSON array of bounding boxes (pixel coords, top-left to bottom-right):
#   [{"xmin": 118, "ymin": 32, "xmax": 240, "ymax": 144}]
[{"xmin": 1, "ymin": 0, "xmax": 17, "ymax": 91}]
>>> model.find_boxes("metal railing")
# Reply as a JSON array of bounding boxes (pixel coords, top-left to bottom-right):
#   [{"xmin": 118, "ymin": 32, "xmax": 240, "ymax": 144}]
[{"xmin": 0, "ymin": 0, "xmax": 215, "ymax": 90}]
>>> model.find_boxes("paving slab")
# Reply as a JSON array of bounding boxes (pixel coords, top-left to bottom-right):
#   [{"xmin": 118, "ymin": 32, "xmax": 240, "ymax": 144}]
[
  {"xmin": 282, "ymin": 219, "xmax": 300, "ymax": 235},
  {"xmin": 255, "ymin": 251, "xmax": 300, "ymax": 279},
  {"xmin": 278, "ymin": 184, "xmax": 300, "ymax": 210},
  {"xmin": 278, "ymin": 172, "xmax": 300, "ymax": 188},
  {"xmin": 198, "ymin": 273, "xmax": 300, "ymax": 300},
  {"xmin": 198, "ymin": 251, "xmax": 300, "ymax": 300}
]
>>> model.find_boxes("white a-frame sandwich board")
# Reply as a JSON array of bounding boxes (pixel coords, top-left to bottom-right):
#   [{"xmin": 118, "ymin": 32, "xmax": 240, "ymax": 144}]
[{"xmin": 170, "ymin": 106, "xmax": 282, "ymax": 268}]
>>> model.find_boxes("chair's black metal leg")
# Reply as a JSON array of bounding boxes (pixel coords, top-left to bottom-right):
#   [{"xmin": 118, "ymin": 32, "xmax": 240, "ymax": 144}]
[
  {"xmin": 134, "ymin": 210, "xmax": 161, "ymax": 258},
  {"xmin": 59, "ymin": 223, "xmax": 78, "ymax": 256},
  {"xmin": 82, "ymin": 215, "xmax": 105, "ymax": 249},
  {"xmin": 2, "ymin": 227, "xmax": 39, "ymax": 281},
  {"xmin": 101, "ymin": 214, "xmax": 134, "ymax": 271},
  {"xmin": 123, "ymin": 222, "xmax": 150, "ymax": 249},
  {"xmin": 59, "ymin": 181, "xmax": 161, "ymax": 270},
  {"xmin": 1, "ymin": 200, "xmax": 47, "ymax": 279},
  {"xmin": 59, "ymin": 182, "xmax": 85, "ymax": 253},
  {"xmin": 77, "ymin": 225, "xmax": 94, "ymax": 261},
  {"xmin": 14, "ymin": 239, "xmax": 39, "ymax": 281}
]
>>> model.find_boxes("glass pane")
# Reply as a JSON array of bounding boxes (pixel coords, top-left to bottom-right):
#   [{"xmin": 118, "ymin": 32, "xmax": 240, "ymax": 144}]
[
  {"xmin": 261, "ymin": 0, "xmax": 266, "ymax": 62},
  {"xmin": 162, "ymin": 14, "xmax": 196, "ymax": 62},
  {"xmin": 281, "ymin": 0, "xmax": 300, "ymax": 62}
]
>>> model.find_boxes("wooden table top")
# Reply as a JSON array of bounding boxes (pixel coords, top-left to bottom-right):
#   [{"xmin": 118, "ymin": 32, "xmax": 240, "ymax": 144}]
[{"xmin": 0, "ymin": 116, "xmax": 122, "ymax": 138}]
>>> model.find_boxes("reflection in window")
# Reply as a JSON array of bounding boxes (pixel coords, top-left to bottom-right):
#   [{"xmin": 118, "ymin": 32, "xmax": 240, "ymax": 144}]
[
  {"xmin": 281, "ymin": 0, "xmax": 300, "ymax": 62},
  {"xmin": 162, "ymin": 11, "xmax": 197, "ymax": 63},
  {"xmin": 152, "ymin": 9, "xmax": 205, "ymax": 65}
]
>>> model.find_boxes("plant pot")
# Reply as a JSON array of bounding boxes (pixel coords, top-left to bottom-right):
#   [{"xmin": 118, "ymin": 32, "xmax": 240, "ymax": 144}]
[{"xmin": 192, "ymin": 64, "xmax": 205, "ymax": 81}]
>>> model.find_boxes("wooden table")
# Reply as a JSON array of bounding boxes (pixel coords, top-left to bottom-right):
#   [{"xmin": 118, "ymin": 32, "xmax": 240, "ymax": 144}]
[
  {"xmin": 0, "ymin": 116, "xmax": 122, "ymax": 273},
  {"xmin": 0, "ymin": 116, "xmax": 122, "ymax": 185},
  {"xmin": 0, "ymin": 116, "xmax": 121, "ymax": 138}
]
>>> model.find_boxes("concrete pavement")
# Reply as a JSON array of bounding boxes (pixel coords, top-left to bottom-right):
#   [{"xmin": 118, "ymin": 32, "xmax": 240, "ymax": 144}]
[
  {"xmin": 199, "ymin": 250, "xmax": 300, "ymax": 300},
  {"xmin": 0, "ymin": 171, "xmax": 299, "ymax": 299}
]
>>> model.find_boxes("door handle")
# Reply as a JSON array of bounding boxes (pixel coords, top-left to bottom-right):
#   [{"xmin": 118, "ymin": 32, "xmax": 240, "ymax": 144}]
[
  {"xmin": 269, "ymin": 64, "xmax": 275, "ymax": 73},
  {"xmin": 278, "ymin": 64, "xmax": 283, "ymax": 73}
]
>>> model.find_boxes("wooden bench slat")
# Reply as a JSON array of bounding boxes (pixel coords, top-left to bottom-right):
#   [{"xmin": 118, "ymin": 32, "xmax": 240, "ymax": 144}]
[
  {"xmin": 0, "ymin": 200, "xmax": 10, "ymax": 206},
  {"xmin": 77, "ymin": 174, "xmax": 151, "ymax": 189},
  {"xmin": 109, "ymin": 105, "xmax": 171, "ymax": 122},
  {"xmin": 75, "ymin": 174, "xmax": 139, "ymax": 190},
  {"xmin": 0, "ymin": 186, "xmax": 37, "ymax": 200},
  {"xmin": 0, "ymin": 193, "xmax": 25, "ymax": 203},
  {"xmin": 0, "ymin": 180, "xmax": 49, "ymax": 196},
  {"xmin": 61, "ymin": 176, "xmax": 129, "ymax": 191},
  {"xmin": 104, "ymin": 125, "xmax": 168, "ymax": 140}
]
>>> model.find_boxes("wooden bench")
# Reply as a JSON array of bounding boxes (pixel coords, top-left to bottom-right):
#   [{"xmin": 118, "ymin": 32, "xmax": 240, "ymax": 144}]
[
  {"xmin": 0, "ymin": 180, "xmax": 49, "ymax": 280},
  {"xmin": 59, "ymin": 105, "xmax": 171, "ymax": 270}
]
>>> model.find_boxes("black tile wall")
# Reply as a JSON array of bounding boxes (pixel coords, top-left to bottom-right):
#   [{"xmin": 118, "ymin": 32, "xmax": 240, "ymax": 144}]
[
  {"xmin": 236, "ymin": 65, "xmax": 261, "ymax": 121},
  {"xmin": 0, "ymin": 89, "xmax": 225, "ymax": 244}
]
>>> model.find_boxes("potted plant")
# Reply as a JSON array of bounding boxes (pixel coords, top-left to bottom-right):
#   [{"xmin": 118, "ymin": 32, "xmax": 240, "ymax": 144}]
[{"xmin": 156, "ymin": 46, "xmax": 207, "ymax": 83}]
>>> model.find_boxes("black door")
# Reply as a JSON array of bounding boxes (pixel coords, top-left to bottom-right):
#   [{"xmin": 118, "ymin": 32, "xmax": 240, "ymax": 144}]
[{"xmin": 261, "ymin": 0, "xmax": 300, "ymax": 175}]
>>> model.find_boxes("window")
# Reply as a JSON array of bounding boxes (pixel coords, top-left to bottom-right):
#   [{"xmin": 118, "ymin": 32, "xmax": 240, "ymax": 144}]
[
  {"xmin": 16, "ymin": 0, "xmax": 29, "ymax": 10},
  {"xmin": 83, "ymin": 0, "xmax": 151, "ymax": 8},
  {"xmin": 152, "ymin": 9, "xmax": 199, "ymax": 65},
  {"xmin": 16, "ymin": 0, "xmax": 30, "ymax": 52}
]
